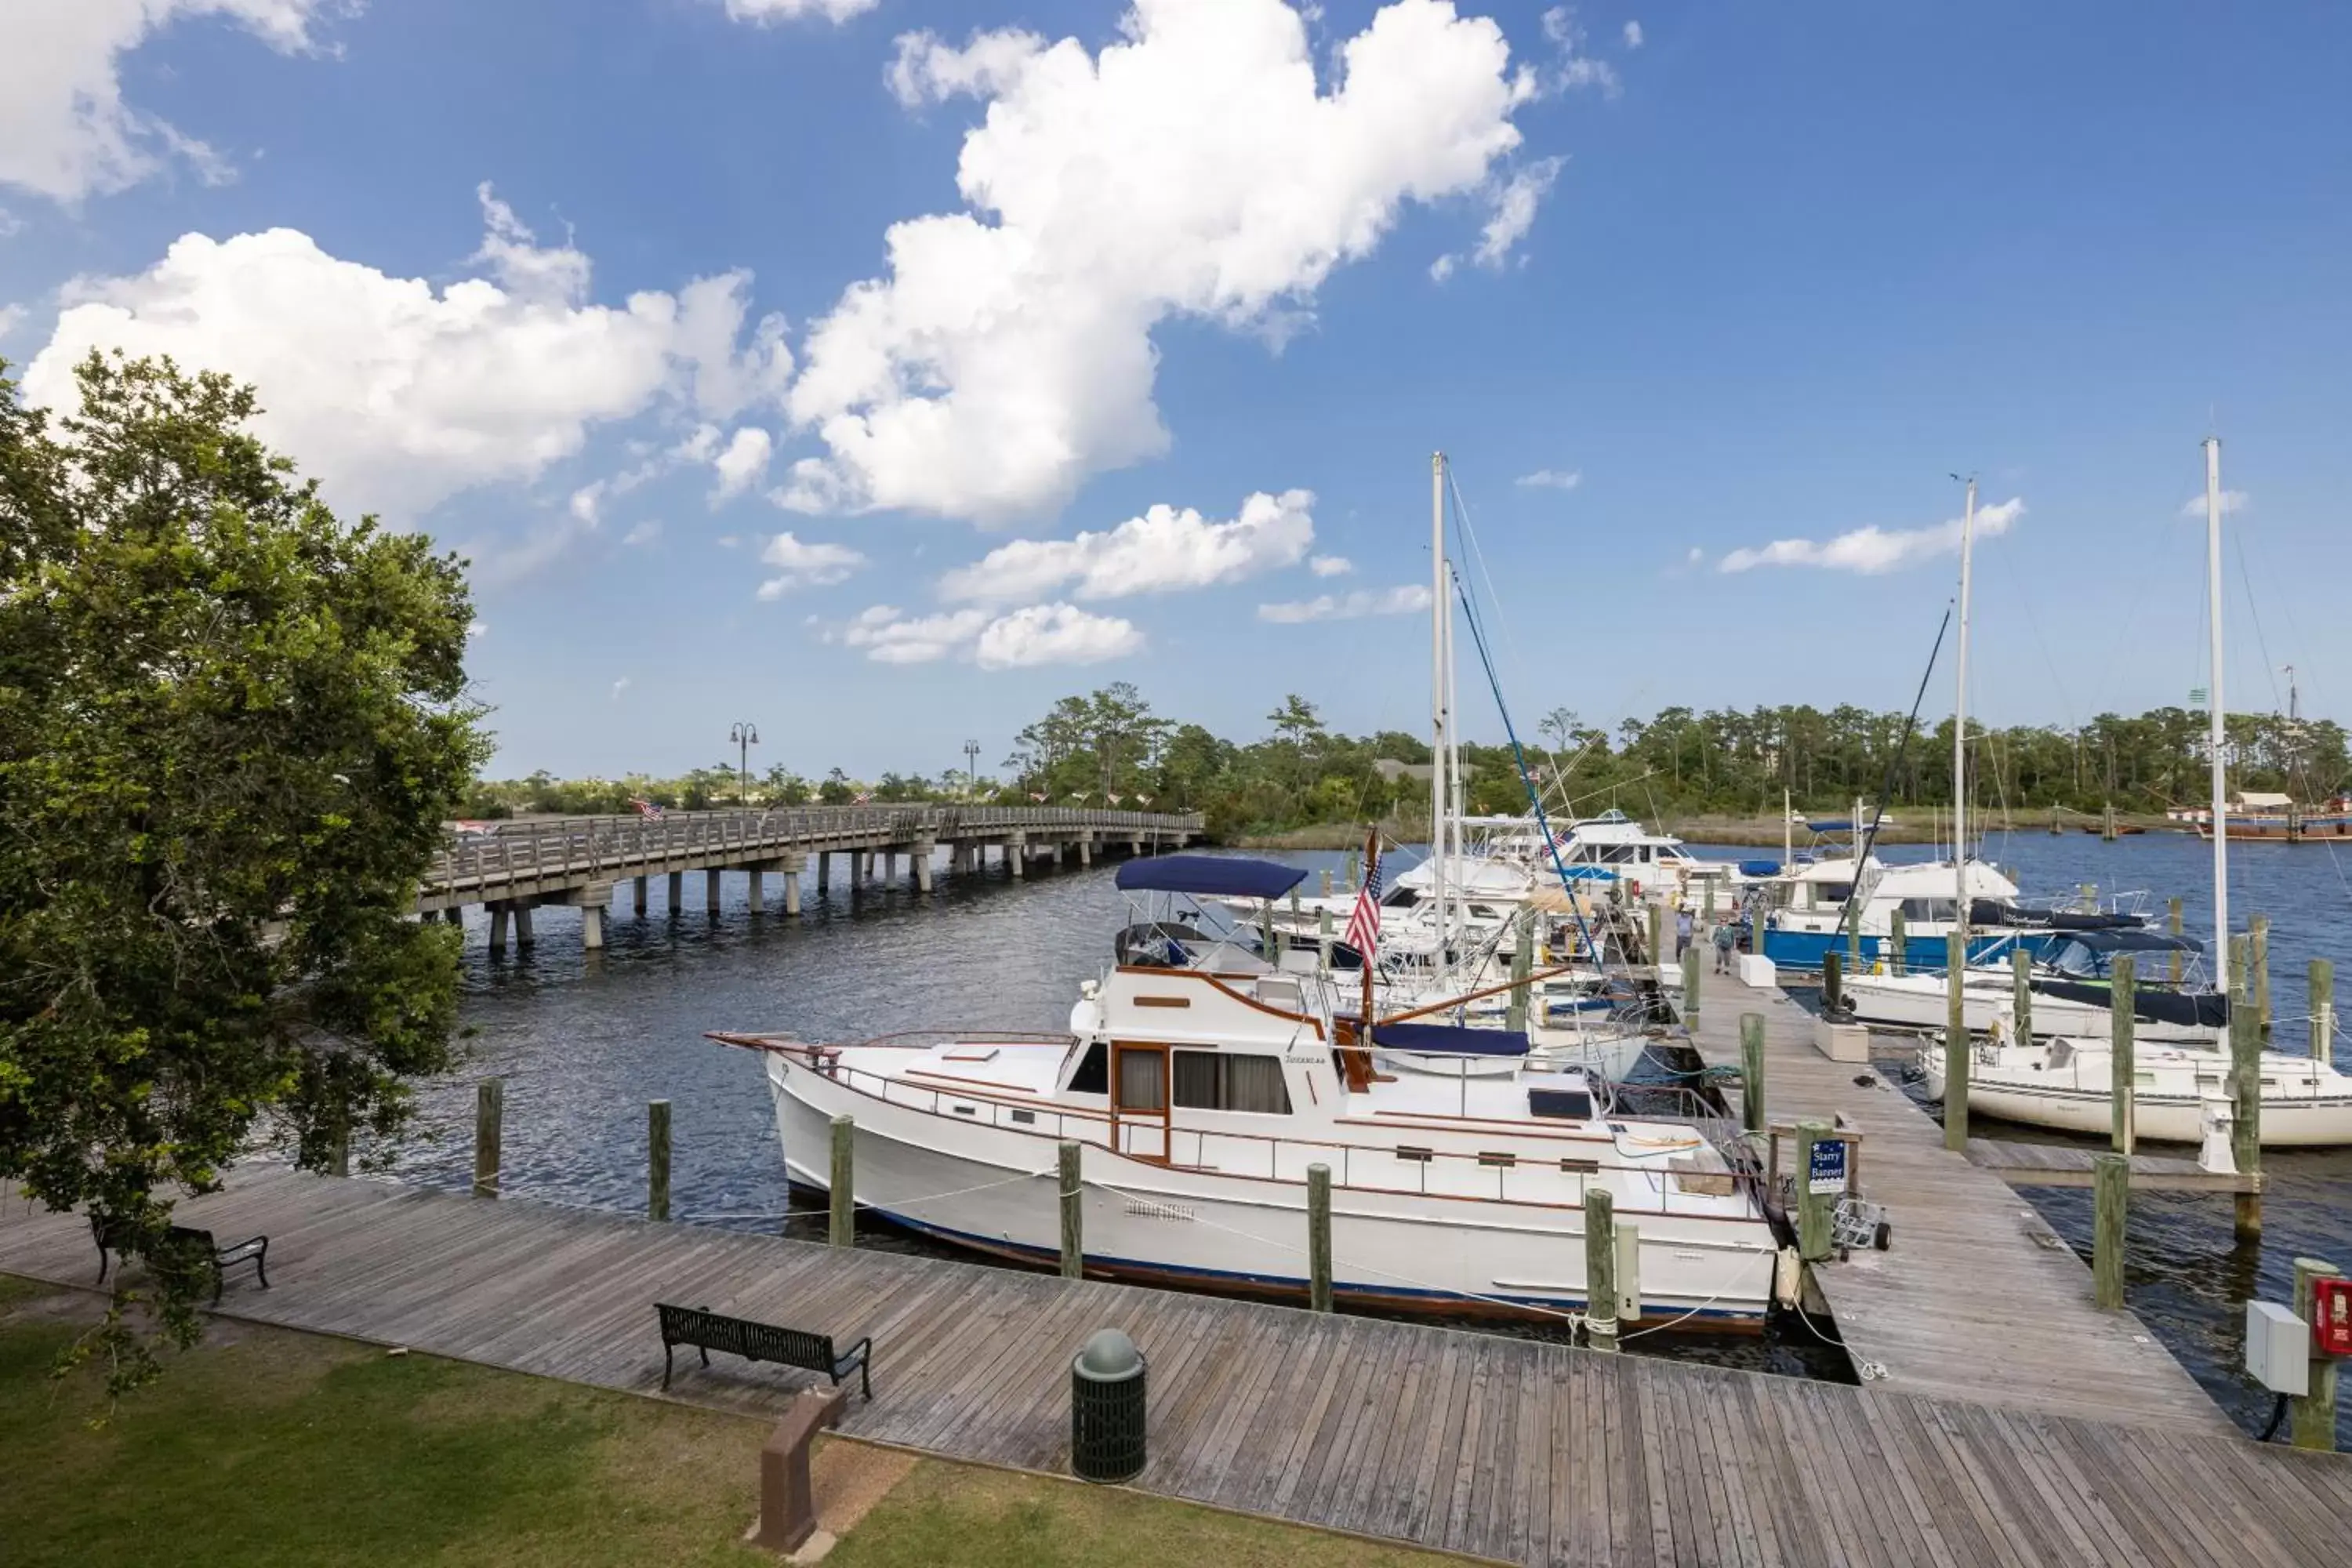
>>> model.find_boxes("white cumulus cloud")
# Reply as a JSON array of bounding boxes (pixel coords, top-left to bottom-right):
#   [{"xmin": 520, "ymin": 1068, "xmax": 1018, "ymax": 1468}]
[
  {"xmin": 23, "ymin": 186, "xmax": 793, "ymax": 520},
  {"xmin": 0, "ymin": 0, "xmax": 343, "ymax": 205},
  {"xmin": 1515, "ymin": 467, "xmax": 1581, "ymax": 490},
  {"xmin": 722, "ymin": 0, "xmax": 880, "ymax": 21},
  {"xmin": 622, "ymin": 519, "xmax": 662, "ymax": 547},
  {"xmin": 757, "ymin": 532, "xmax": 867, "ymax": 597},
  {"xmin": 1258, "ymin": 583, "xmax": 1432, "ymax": 622},
  {"xmin": 1308, "ymin": 554, "xmax": 1353, "ymax": 576},
  {"xmin": 712, "ymin": 426, "xmax": 775, "ymax": 500},
  {"xmin": 975, "ymin": 604, "xmax": 1145, "ymax": 669},
  {"xmin": 2179, "ymin": 489, "xmax": 2249, "ymax": 519},
  {"xmin": 783, "ymin": 0, "xmax": 1539, "ymax": 521},
  {"xmin": 1623, "ymin": 19, "xmax": 1643, "ymax": 49},
  {"xmin": 1718, "ymin": 497, "xmax": 2025, "ymax": 575},
  {"xmin": 1472, "ymin": 155, "xmax": 1563, "ymax": 267},
  {"xmin": 936, "ymin": 489, "xmax": 1315, "ymax": 604},
  {"xmin": 840, "ymin": 605, "xmax": 990, "ymax": 664}
]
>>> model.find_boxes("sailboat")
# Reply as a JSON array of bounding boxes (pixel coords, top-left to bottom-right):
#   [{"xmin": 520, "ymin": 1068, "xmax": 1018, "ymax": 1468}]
[{"xmin": 1920, "ymin": 440, "xmax": 2352, "ymax": 1145}]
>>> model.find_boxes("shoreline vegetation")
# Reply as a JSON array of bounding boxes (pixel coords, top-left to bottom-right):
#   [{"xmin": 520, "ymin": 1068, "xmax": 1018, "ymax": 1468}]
[{"xmin": 461, "ymin": 683, "xmax": 2317, "ymax": 848}]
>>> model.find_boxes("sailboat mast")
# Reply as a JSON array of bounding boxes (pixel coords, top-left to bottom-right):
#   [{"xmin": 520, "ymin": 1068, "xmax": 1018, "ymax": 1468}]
[
  {"xmin": 2205, "ymin": 437, "xmax": 2230, "ymax": 996},
  {"xmin": 1430, "ymin": 452, "xmax": 1450, "ymax": 950},
  {"xmin": 1954, "ymin": 477, "xmax": 1976, "ymax": 939}
]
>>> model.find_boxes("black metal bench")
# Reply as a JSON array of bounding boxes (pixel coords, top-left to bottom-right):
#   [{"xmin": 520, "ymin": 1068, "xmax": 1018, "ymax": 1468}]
[
  {"xmin": 656, "ymin": 1302, "xmax": 871, "ymax": 1399},
  {"xmin": 162, "ymin": 1225, "xmax": 270, "ymax": 1305}
]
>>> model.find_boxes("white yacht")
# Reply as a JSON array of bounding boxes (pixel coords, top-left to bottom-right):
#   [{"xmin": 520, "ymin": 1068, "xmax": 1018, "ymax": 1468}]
[
  {"xmin": 718, "ymin": 958, "xmax": 1778, "ymax": 1327},
  {"xmin": 1838, "ymin": 928, "xmax": 2223, "ymax": 1046}
]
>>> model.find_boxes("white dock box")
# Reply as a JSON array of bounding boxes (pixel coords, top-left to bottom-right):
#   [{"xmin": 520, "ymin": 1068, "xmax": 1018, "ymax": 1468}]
[
  {"xmin": 1737, "ymin": 954, "xmax": 1777, "ymax": 989},
  {"xmin": 2246, "ymin": 1301, "xmax": 2310, "ymax": 1396}
]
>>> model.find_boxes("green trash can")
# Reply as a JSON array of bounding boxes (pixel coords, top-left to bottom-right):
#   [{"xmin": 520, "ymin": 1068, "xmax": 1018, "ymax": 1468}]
[{"xmin": 1071, "ymin": 1327, "xmax": 1146, "ymax": 1483}]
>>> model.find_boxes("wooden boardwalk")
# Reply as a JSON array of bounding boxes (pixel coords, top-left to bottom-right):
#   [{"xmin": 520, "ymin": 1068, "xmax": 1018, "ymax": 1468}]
[
  {"xmin": 8, "ymin": 1165, "xmax": 2350, "ymax": 1566},
  {"xmin": 1676, "ymin": 961, "xmax": 2236, "ymax": 1436},
  {"xmin": 1965, "ymin": 1138, "xmax": 2263, "ymax": 1194}
]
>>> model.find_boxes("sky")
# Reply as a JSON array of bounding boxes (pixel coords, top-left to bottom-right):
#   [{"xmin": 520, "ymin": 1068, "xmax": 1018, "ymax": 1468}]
[{"xmin": 2, "ymin": 0, "xmax": 2347, "ymax": 783}]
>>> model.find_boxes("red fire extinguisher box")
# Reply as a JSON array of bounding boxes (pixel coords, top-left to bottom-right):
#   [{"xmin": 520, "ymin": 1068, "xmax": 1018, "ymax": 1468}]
[{"xmin": 2314, "ymin": 1277, "xmax": 2352, "ymax": 1357}]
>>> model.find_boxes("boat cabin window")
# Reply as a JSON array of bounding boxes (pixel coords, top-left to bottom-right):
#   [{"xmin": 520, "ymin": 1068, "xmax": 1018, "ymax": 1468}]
[
  {"xmin": 1118, "ymin": 1048, "xmax": 1167, "ymax": 1112},
  {"xmin": 1382, "ymin": 886, "xmax": 1421, "ymax": 908},
  {"xmin": 1813, "ymin": 883, "xmax": 1852, "ymax": 906},
  {"xmin": 1528, "ymin": 1087, "xmax": 1595, "ymax": 1120},
  {"xmin": 1066, "ymin": 1041, "xmax": 1109, "ymax": 1095},
  {"xmin": 1171, "ymin": 1051, "xmax": 1293, "ymax": 1114},
  {"xmin": 1900, "ymin": 898, "xmax": 1958, "ymax": 923},
  {"xmin": 1600, "ymin": 844, "xmax": 1639, "ymax": 864}
]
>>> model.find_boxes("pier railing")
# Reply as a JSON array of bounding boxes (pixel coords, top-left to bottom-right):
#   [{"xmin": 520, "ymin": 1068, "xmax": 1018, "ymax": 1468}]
[{"xmin": 428, "ymin": 804, "xmax": 1201, "ymax": 898}]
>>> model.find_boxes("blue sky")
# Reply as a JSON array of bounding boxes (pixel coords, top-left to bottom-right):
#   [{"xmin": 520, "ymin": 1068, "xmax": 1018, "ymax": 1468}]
[{"xmin": 4, "ymin": 0, "xmax": 2347, "ymax": 782}]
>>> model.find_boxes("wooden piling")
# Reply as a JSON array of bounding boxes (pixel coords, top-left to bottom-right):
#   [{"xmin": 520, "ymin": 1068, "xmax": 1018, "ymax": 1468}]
[
  {"xmin": 2313, "ymin": 958, "xmax": 2335, "ymax": 1063},
  {"xmin": 1508, "ymin": 910, "xmax": 1534, "ymax": 1033},
  {"xmin": 2092, "ymin": 1152, "xmax": 2129, "ymax": 1309},
  {"xmin": 1822, "ymin": 949, "xmax": 1843, "ymax": 1017},
  {"xmin": 2110, "ymin": 956, "xmax": 2136, "ymax": 1156},
  {"xmin": 1318, "ymin": 906, "xmax": 1334, "ymax": 971},
  {"xmin": 1058, "ymin": 1141, "xmax": 1083, "ymax": 1279},
  {"xmin": 1846, "ymin": 900, "xmax": 1863, "ymax": 975},
  {"xmin": 2292, "ymin": 1258, "xmax": 2344, "ymax": 1450},
  {"xmin": 2252, "ymin": 913, "xmax": 2272, "ymax": 1044},
  {"xmin": 1320, "ymin": 868, "xmax": 1334, "ymax": 898},
  {"xmin": 1795, "ymin": 1120, "xmax": 1835, "ymax": 1261},
  {"xmin": 1584, "ymin": 1188, "xmax": 1617, "ymax": 1351},
  {"xmin": 1740, "ymin": 1013, "xmax": 1766, "ymax": 1134},
  {"xmin": 2230, "ymin": 940, "xmax": 2262, "ymax": 1239},
  {"xmin": 1889, "ymin": 906, "xmax": 1907, "ymax": 975},
  {"xmin": 1944, "ymin": 932, "xmax": 1969, "ymax": 1152},
  {"xmin": 473, "ymin": 1079, "xmax": 503, "ymax": 1198},
  {"xmin": 648, "ymin": 1100, "xmax": 671, "ymax": 1221},
  {"xmin": 2168, "ymin": 895, "xmax": 2184, "ymax": 984},
  {"xmin": 829, "ymin": 1115, "xmax": 855, "ymax": 1248},
  {"xmin": 2011, "ymin": 946, "xmax": 2032, "ymax": 1041},
  {"xmin": 1681, "ymin": 942, "xmax": 1701, "ymax": 1025},
  {"xmin": 1646, "ymin": 902, "xmax": 1664, "ymax": 971},
  {"xmin": 1307, "ymin": 1163, "xmax": 1334, "ymax": 1313}
]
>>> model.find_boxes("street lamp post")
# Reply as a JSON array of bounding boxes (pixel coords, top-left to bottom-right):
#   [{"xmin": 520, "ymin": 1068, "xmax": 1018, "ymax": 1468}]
[
  {"xmin": 729, "ymin": 721, "xmax": 760, "ymax": 806},
  {"xmin": 964, "ymin": 739, "xmax": 982, "ymax": 799}
]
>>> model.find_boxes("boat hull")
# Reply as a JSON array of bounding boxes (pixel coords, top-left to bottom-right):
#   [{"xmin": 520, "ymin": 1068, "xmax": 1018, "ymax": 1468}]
[
  {"xmin": 767, "ymin": 1054, "xmax": 1775, "ymax": 1327},
  {"xmin": 1922, "ymin": 1052, "xmax": 2352, "ymax": 1145},
  {"xmin": 1839, "ymin": 974, "xmax": 2217, "ymax": 1046},
  {"xmin": 1762, "ymin": 928, "xmax": 2052, "ymax": 972}
]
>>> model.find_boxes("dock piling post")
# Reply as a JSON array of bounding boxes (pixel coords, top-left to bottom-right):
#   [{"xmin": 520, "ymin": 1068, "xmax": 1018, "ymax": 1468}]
[
  {"xmin": 2252, "ymin": 913, "xmax": 2272, "ymax": 1044},
  {"xmin": 649, "ymin": 1099, "xmax": 671, "ymax": 1221},
  {"xmin": 1307, "ymin": 1163, "xmax": 1333, "ymax": 1313},
  {"xmin": 1647, "ymin": 902, "xmax": 1663, "ymax": 973},
  {"xmin": 633, "ymin": 875, "xmax": 647, "ymax": 918},
  {"xmin": 706, "ymin": 868, "xmax": 722, "ymax": 914},
  {"xmin": 829, "ymin": 1115, "xmax": 855, "ymax": 1248},
  {"xmin": 1739, "ymin": 1013, "xmax": 1766, "ymax": 1134},
  {"xmin": 1681, "ymin": 942, "xmax": 1700, "ymax": 1025},
  {"xmin": 2168, "ymin": 895, "xmax": 2184, "ymax": 984},
  {"xmin": 1944, "ymin": 932, "xmax": 1969, "ymax": 1152},
  {"xmin": 1318, "ymin": 906, "xmax": 1334, "ymax": 971},
  {"xmin": 2092, "ymin": 1152, "xmax": 2128, "ymax": 1308},
  {"xmin": 2111, "ymin": 955, "xmax": 2136, "ymax": 1155},
  {"xmin": 1889, "ymin": 906, "xmax": 1907, "ymax": 975},
  {"xmin": 1345, "ymin": 848, "xmax": 1360, "ymax": 890},
  {"xmin": 488, "ymin": 903, "xmax": 510, "ymax": 956},
  {"xmin": 1822, "ymin": 949, "xmax": 1843, "ymax": 1018},
  {"xmin": 2292, "ymin": 1258, "xmax": 2344, "ymax": 1450},
  {"xmin": 667, "ymin": 869, "xmax": 682, "ymax": 913},
  {"xmin": 1321, "ymin": 869, "xmax": 1334, "ymax": 898},
  {"xmin": 2312, "ymin": 958, "xmax": 2335, "ymax": 1063},
  {"xmin": 1795, "ymin": 1120, "xmax": 1835, "ymax": 1261},
  {"xmin": 1059, "ymin": 1141, "xmax": 1083, "ymax": 1279},
  {"xmin": 2230, "ymin": 936, "xmax": 2263, "ymax": 1239},
  {"xmin": 1508, "ymin": 911, "xmax": 1534, "ymax": 1033},
  {"xmin": 1585, "ymin": 1188, "xmax": 1617, "ymax": 1351},
  {"xmin": 2011, "ymin": 946, "xmax": 2032, "ymax": 1041},
  {"xmin": 473, "ymin": 1079, "xmax": 503, "ymax": 1198}
]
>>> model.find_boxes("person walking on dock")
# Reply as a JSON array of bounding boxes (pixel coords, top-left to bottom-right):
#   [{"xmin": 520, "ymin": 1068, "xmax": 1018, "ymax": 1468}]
[
  {"xmin": 1675, "ymin": 906, "xmax": 1694, "ymax": 961},
  {"xmin": 1713, "ymin": 917, "xmax": 1737, "ymax": 975}
]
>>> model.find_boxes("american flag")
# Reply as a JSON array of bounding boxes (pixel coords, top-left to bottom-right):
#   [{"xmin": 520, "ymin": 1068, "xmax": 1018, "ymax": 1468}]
[
  {"xmin": 1344, "ymin": 850, "xmax": 1381, "ymax": 957},
  {"xmin": 852, "ymin": 789, "xmax": 873, "ymax": 804},
  {"xmin": 630, "ymin": 797, "xmax": 665, "ymax": 821}
]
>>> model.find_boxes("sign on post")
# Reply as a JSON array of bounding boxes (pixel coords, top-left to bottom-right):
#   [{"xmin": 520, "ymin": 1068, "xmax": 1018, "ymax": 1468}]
[{"xmin": 1807, "ymin": 1136, "xmax": 1849, "ymax": 1196}]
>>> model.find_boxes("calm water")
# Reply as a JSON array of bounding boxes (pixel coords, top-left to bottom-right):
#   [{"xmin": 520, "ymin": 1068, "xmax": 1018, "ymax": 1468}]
[{"xmin": 383, "ymin": 832, "xmax": 2352, "ymax": 1432}]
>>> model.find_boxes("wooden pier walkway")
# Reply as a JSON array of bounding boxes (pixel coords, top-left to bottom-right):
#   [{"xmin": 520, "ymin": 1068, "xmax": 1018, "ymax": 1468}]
[
  {"xmin": 8, "ymin": 1165, "xmax": 2350, "ymax": 1566},
  {"xmin": 1675, "ymin": 961, "xmax": 2236, "ymax": 1436}
]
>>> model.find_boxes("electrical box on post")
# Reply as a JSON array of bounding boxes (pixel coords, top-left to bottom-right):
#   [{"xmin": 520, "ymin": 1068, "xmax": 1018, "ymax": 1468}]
[
  {"xmin": 2247, "ymin": 1302, "xmax": 2310, "ymax": 1396},
  {"xmin": 2314, "ymin": 1277, "xmax": 2352, "ymax": 1357}
]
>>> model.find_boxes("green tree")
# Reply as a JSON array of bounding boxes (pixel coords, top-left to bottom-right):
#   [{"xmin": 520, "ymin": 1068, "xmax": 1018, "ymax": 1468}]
[{"xmin": 0, "ymin": 353, "xmax": 486, "ymax": 1393}]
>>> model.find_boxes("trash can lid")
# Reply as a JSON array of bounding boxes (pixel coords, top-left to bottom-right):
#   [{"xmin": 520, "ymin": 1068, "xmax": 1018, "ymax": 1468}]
[{"xmin": 1075, "ymin": 1327, "xmax": 1143, "ymax": 1380}]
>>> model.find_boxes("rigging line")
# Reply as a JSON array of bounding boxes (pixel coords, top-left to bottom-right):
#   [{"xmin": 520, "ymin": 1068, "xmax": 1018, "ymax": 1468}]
[
  {"xmin": 1447, "ymin": 464, "xmax": 1529, "ymax": 719},
  {"xmin": 2232, "ymin": 524, "xmax": 2286, "ymax": 719},
  {"xmin": 1834, "ymin": 604, "xmax": 1955, "ymax": 939},
  {"xmin": 1994, "ymin": 533, "xmax": 2078, "ymax": 734},
  {"xmin": 1446, "ymin": 555, "xmax": 1612, "ymax": 973}
]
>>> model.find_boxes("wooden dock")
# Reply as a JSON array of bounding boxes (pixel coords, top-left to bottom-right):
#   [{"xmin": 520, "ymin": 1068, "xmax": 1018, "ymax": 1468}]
[
  {"xmin": 9, "ymin": 1165, "xmax": 2351, "ymax": 1566},
  {"xmin": 1965, "ymin": 1137, "xmax": 2266, "ymax": 1194},
  {"xmin": 1675, "ymin": 960, "xmax": 2236, "ymax": 1435}
]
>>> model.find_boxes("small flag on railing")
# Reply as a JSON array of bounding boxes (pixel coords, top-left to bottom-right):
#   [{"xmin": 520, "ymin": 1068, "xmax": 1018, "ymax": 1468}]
[
  {"xmin": 1345, "ymin": 848, "xmax": 1381, "ymax": 959},
  {"xmin": 1136, "ymin": 793, "xmax": 1152, "ymax": 805},
  {"xmin": 630, "ymin": 797, "xmax": 666, "ymax": 821},
  {"xmin": 1068, "ymin": 792, "xmax": 1088, "ymax": 802},
  {"xmin": 852, "ymin": 789, "xmax": 873, "ymax": 804},
  {"xmin": 1107, "ymin": 792, "xmax": 1123, "ymax": 804},
  {"xmin": 1029, "ymin": 791, "xmax": 1048, "ymax": 802}
]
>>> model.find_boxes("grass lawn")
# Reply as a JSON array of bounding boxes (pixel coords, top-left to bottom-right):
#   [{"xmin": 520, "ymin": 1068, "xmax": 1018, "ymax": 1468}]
[{"xmin": 1, "ymin": 1274, "xmax": 1455, "ymax": 1568}]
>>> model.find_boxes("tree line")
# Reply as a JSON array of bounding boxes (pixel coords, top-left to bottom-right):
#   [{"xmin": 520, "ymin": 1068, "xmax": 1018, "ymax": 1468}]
[{"xmin": 464, "ymin": 685, "xmax": 2350, "ymax": 837}]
